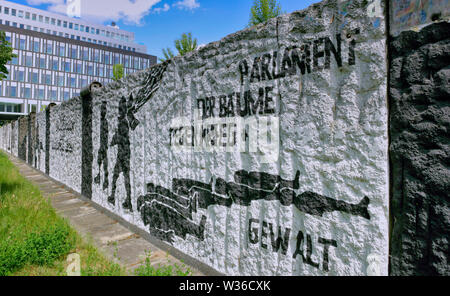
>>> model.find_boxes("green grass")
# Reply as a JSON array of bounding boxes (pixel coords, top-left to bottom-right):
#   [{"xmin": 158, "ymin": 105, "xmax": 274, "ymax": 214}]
[
  {"xmin": 0, "ymin": 151, "xmax": 126, "ymax": 276},
  {"xmin": 0, "ymin": 151, "xmax": 193, "ymax": 276},
  {"xmin": 133, "ymin": 251, "xmax": 193, "ymax": 276}
]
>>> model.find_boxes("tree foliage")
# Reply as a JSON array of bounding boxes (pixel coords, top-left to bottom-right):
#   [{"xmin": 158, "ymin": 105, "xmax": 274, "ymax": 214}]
[
  {"xmin": 159, "ymin": 48, "xmax": 175, "ymax": 63},
  {"xmin": 159, "ymin": 32, "xmax": 198, "ymax": 63},
  {"xmin": 249, "ymin": 0, "xmax": 282, "ymax": 26},
  {"xmin": 112, "ymin": 64, "xmax": 124, "ymax": 81},
  {"xmin": 0, "ymin": 31, "xmax": 17, "ymax": 80},
  {"xmin": 175, "ymin": 32, "xmax": 198, "ymax": 56}
]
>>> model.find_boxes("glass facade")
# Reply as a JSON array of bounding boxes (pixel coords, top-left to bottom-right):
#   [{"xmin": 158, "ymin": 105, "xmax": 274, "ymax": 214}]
[
  {"xmin": 0, "ymin": 2, "xmax": 155, "ymax": 116},
  {"xmin": 0, "ymin": 29, "xmax": 155, "ymax": 114},
  {"xmin": 0, "ymin": 3, "xmax": 140, "ymax": 52}
]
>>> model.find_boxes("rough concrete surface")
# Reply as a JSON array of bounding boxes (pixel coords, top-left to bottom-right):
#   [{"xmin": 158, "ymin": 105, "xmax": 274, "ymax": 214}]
[{"xmin": 389, "ymin": 21, "xmax": 450, "ymax": 276}]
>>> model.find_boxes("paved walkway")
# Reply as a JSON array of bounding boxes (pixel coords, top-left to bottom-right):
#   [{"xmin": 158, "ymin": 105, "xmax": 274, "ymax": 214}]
[{"xmin": 6, "ymin": 153, "xmax": 216, "ymax": 276}]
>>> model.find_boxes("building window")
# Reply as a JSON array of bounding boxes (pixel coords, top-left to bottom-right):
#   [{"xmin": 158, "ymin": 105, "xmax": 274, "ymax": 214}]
[
  {"xmin": 40, "ymin": 58, "xmax": 46, "ymax": 69},
  {"xmin": 74, "ymin": 24, "xmax": 79, "ymax": 30},
  {"xmin": 85, "ymin": 26, "xmax": 89, "ymax": 33},
  {"xmin": 26, "ymin": 56, "xmax": 33, "ymax": 67},
  {"xmin": 51, "ymin": 18, "xmax": 55, "ymax": 25},
  {"xmin": 76, "ymin": 63, "xmax": 82, "ymax": 73},
  {"xmin": 11, "ymin": 56, "xmax": 18, "ymax": 65},
  {"xmin": 9, "ymin": 86, "xmax": 17, "ymax": 97},
  {"xmin": 83, "ymin": 49, "xmax": 89, "ymax": 61},
  {"xmin": 24, "ymin": 87, "xmax": 31, "ymax": 99},
  {"xmin": 38, "ymin": 89, "xmax": 44, "ymax": 99},
  {"xmin": 18, "ymin": 71, "xmax": 24, "ymax": 82},
  {"xmin": 80, "ymin": 25, "xmax": 84, "ymax": 32},
  {"xmin": 52, "ymin": 60, "xmax": 59, "ymax": 71},
  {"xmin": 4, "ymin": 7, "xmax": 9, "ymax": 15},
  {"xmin": 64, "ymin": 91, "xmax": 70, "ymax": 101},
  {"xmin": 45, "ymin": 17, "xmax": 49, "ymax": 24},
  {"xmin": 57, "ymin": 19, "xmax": 61, "ymax": 26},
  {"xmin": 51, "ymin": 90, "xmax": 57, "ymax": 101},
  {"xmin": 65, "ymin": 61, "xmax": 71, "ymax": 72},
  {"xmin": 46, "ymin": 44, "xmax": 53, "ymax": 54},
  {"xmin": 33, "ymin": 41, "xmax": 40, "ymax": 52},
  {"xmin": 39, "ymin": 15, "xmax": 43, "ymax": 22},
  {"xmin": 58, "ymin": 76, "xmax": 64, "ymax": 86},
  {"xmin": 59, "ymin": 45, "xmax": 65, "ymax": 57},
  {"xmin": 70, "ymin": 77, "xmax": 76, "ymax": 87},
  {"xmin": 18, "ymin": 10, "xmax": 23, "ymax": 18},
  {"xmin": 32, "ymin": 13, "xmax": 36, "ymax": 20},
  {"xmin": 94, "ymin": 51, "xmax": 99, "ymax": 62},
  {"xmin": 45, "ymin": 74, "xmax": 51, "ymax": 85},
  {"xmin": 32, "ymin": 73, "xmax": 38, "ymax": 83},
  {"xmin": 19, "ymin": 39, "xmax": 26, "ymax": 50},
  {"xmin": 11, "ymin": 9, "xmax": 16, "ymax": 16},
  {"xmin": 63, "ymin": 21, "xmax": 67, "ymax": 28}
]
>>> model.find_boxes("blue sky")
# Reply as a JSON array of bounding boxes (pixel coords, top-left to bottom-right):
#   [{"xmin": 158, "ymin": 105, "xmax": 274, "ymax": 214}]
[{"xmin": 7, "ymin": 0, "xmax": 320, "ymax": 59}]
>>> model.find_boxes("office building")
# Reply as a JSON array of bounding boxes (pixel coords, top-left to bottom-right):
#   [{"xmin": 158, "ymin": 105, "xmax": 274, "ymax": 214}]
[{"xmin": 0, "ymin": 0, "xmax": 157, "ymax": 119}]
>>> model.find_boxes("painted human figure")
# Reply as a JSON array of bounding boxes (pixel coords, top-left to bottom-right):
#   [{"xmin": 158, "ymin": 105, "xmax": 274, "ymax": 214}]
[
  {"xmin": 94, "ymin": 101, "xmax": 109, "ymax": 190},
  {"xmin": 108, "ymin": 95, "xmax": 139, "ymax": 211}
]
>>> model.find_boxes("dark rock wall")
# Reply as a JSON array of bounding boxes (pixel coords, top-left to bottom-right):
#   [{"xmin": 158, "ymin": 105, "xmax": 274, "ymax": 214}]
[{"xmin": 389, "ymin": 22, "xmax": 450, "ymax": 276}]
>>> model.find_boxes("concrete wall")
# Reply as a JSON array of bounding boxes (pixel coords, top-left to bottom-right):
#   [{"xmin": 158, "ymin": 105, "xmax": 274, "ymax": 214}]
[
  {"xmin": 0, "ymin": 0, "xmax": 448, "ymax": 275},
  {"xmin": 389, "ymin": 21, "xmax": 450, "ymax": 275}
]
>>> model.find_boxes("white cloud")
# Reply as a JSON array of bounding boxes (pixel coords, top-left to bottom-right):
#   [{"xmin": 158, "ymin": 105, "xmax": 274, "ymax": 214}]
[
  {"xmin": 173, "ymin": 0, "xmax": 200, "ymax": 10},
  {"xmin": 153, "ymin": 3, "xmax": 170, "ymax": 13},
  {"xmin": 26, "ymin": 0, "xmax": 162, "ymax": 25}
]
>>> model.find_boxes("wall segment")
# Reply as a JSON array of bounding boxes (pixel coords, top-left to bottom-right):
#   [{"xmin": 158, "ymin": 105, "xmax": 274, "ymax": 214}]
[{"xmin": 1, "ymin": 0, "xmax": 446, "ymax": 275}]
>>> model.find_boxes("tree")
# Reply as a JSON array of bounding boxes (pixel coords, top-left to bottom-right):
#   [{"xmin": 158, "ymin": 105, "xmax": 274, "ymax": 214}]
[
  {"xmin": 0, "ymin": 31, "xmax": 17, "ymax": 80},
  {"xmin": 158, "ymin": 32, "xmax": 198, "ymax": 63},
  {"xmin": 174, "ymin": 32, "xmax": 198, "ymax": 56},
  {"xmin": 249, "ymin": 0, "xmax": 282, "ymax": 27},
  {"xmin": 159, "ymin": 48, "xmax": 175, "ymax": 63},
  {"xmin": 112, "ymin": 64, "xmax": 124, "ymax": 81}
]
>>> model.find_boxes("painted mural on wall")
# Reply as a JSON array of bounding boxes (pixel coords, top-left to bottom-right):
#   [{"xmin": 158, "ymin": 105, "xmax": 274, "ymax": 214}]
[
  {"xmin": 95, "ymin": 62, "xmax": 170, "ymax": 211},
  {"xmin": 390, "ymin": 0, "xmax": 450, "ymax": 35},
  {"xmin": 136, "ymin": 170, "xmax": 371, "ymax": 244},
  {"xmin": 0, "ymin": 0, "xmax": 390, "ymax": 276}
]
